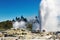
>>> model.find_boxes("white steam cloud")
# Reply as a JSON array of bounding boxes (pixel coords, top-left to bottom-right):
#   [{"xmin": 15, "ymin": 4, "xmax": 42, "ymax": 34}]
[
  {"xmin": 40, "ymin": 0, "xmax": 60, "ymax": 32},
  {"xmin": 13, "ymin": 21, "xmax": 26, "ymax": 29}
]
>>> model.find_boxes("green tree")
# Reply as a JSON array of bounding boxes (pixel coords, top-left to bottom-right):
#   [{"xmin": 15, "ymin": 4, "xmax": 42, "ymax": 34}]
[
  {"xmin": 27, "ymin": 23, "xmax": 32, "ymax": 31},
  {"xmin": 0, "ymin": 20, "xmax": 13, "ymax": 30}
]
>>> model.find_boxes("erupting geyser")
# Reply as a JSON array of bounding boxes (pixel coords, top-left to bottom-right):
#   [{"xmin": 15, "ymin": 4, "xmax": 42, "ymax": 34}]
[{"xmin": 40, "ymin": 0, "xmax": 60, "ymax": 32}]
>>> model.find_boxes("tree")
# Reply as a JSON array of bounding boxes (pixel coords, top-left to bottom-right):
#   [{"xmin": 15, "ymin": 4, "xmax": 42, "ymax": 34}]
[
  {"xmin": 27, "ymin": 23, "xmax": 32, "ymax": 31},
  {"xmin": 0, "ymin": 20, "xmax": 13, "ymax": 30},
  {"xmin": 16, "ymin": 17, "xmax": 18, "ymax": 21},
  {"xmin": 24, "ymin": 18, "xmax": 27, "ymax": 22},
  {"xmin": 15, "ymin": 17, "xmax": 20, "ymax": 21},
  {"xmin": 21, "ymin": 16, "xmax": 24, "ymax": 19},
  {"xmin": 12, "ymin": 19, "xmax": 15, "ymax": 22}
]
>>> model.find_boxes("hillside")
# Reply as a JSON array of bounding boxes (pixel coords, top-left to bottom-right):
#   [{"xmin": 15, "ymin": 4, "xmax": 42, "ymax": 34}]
[{"xmin": 0, "ymin": 20, "xmax": 13, "ymax": 30}]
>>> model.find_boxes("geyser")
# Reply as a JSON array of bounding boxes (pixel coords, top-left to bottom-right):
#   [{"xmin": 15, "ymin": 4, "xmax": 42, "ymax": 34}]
[{"xmin": 40, "ymin": 0, "xmax": 60, "ymax": 32}]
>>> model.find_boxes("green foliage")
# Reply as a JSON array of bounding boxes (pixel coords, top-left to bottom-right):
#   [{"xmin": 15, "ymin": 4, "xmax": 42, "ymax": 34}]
[
  {"xmin": 27, "ymin": 23, "xmax": 32, "ymax": 31},
  {"xmin": 0, "ymin": 20, "xmax": 13, "ymax": 30}
]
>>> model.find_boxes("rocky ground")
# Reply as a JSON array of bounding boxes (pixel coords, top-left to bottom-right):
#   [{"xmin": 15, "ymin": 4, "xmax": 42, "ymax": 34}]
[{"xmin": 0, "ymin": 29, "xmax": 60, "ymax": 40}]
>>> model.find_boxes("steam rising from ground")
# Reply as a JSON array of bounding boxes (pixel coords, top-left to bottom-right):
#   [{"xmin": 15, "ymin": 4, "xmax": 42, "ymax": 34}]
[
  {"xmin": 13, "ymin": 21, "xmax": 26, "ymax": 29},
  {"xmin": 40, "ymin": 0, "xmax": 60, "ymax": 32},
  {"xmin": 13, "ymin": 21, "xmax": 19, "ymax": 29},
  {"xmin": 32, "ymin": 22, "xmax": 40, "ymax": 31}
]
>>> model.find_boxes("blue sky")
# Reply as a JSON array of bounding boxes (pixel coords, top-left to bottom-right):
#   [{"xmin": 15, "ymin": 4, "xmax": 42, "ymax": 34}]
[{"xmin": 0, "ymin": 0, "xmax": 41, "ymax": 21}]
